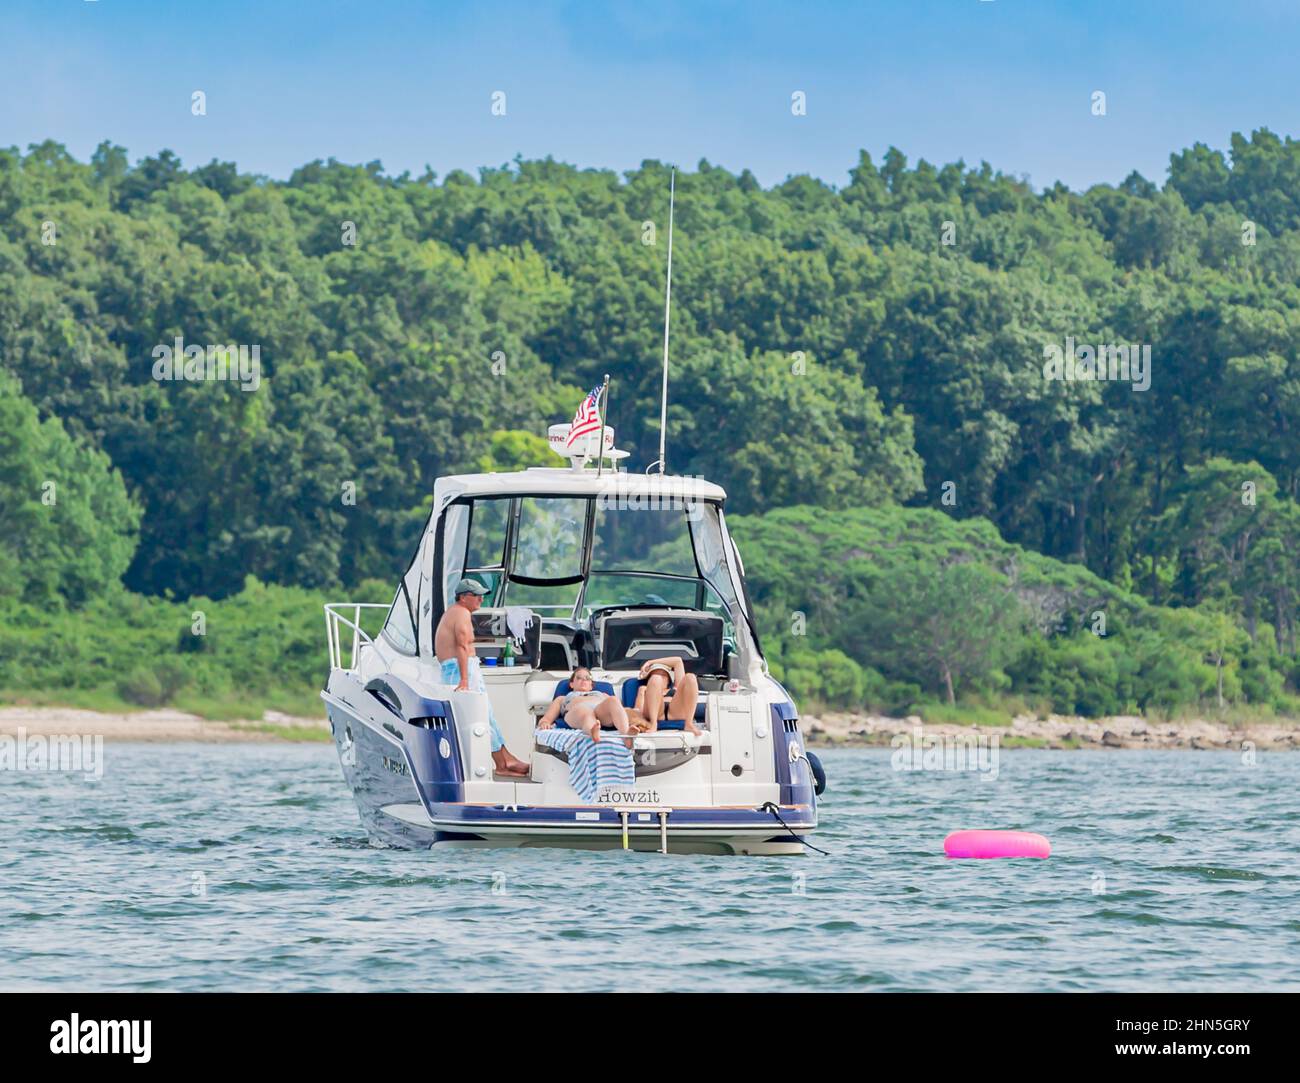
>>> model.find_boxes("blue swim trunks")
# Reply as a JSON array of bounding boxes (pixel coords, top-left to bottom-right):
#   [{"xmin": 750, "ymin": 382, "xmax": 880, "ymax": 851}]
[{"xmin": 438, "ymin": 657, "xmax": 505, "ymax": 752}]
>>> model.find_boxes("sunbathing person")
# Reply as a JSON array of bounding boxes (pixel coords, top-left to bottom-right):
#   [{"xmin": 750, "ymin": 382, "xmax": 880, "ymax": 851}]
[
  {"xmin": 537, "ymin": 666, "xmax": 631, "ymax": 743},
  {"xmin": 632, "ymin": 656, "xmax": 702, "ymax": 735}
]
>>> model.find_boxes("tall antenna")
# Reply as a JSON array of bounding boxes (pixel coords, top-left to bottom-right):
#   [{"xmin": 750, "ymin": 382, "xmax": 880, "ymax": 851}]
[{"xmin": 655, "ymin": 168, "xmax": 676, "ymax": 475}]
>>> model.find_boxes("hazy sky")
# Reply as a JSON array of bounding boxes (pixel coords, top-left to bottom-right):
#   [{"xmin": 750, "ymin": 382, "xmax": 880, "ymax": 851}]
[{"xmin": 4, "ymin": 0, "xmax": 1298, "ymax": 190}]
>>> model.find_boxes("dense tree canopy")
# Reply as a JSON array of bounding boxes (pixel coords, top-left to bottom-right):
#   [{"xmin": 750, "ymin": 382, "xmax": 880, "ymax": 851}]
[
  {"xmin": 0, "ymin": 371, "xmax": 139, "ymax": 606},
  {"xmin": 2, "ymin": 131, "xmax": 1299, "ymax": 714}
]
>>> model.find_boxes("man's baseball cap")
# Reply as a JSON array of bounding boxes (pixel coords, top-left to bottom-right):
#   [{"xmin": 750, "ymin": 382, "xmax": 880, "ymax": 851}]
[{"xmin": 453, "ymin": 578, "xmax": 489, "ymax": 598}]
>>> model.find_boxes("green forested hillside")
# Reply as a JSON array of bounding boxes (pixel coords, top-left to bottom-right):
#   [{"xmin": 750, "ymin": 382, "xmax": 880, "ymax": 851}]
[
  {"xmin": 2, "ymin": 133, "xmax": 1299, "ymax": 716},
  {"xmin": 741, "ymin": 505, "xmax": 1293, "ymax": 716}
]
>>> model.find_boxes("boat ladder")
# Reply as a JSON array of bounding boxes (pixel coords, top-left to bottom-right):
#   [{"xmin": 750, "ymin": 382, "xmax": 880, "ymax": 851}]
[{"xmin": 614, "ymin": 807, "xmax": 675, "ymax": 854}]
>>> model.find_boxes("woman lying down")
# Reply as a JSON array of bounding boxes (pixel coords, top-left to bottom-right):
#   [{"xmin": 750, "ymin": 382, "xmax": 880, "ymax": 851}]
[{"xmin": 536, "ymin": 659, "xmax": 703, "ymax": 741}]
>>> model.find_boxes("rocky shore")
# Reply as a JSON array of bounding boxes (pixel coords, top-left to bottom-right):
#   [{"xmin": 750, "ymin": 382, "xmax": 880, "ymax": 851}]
[
  {"xmin": 801, "ymin": 710, "xmax": 1300, "ymax": 751},
  {"xmin": 3, "ymin": 705, "xmax": 1296, "ymax": 751}
]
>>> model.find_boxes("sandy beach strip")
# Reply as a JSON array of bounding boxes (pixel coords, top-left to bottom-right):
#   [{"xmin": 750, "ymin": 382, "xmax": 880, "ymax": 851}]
[
  {"xmin": 2, "ymin": 704, "xmax": 1297, "ymax": 749},
  {"xmin": 0, "ymin": 707, "xmax": 330, "ymax": 742}
]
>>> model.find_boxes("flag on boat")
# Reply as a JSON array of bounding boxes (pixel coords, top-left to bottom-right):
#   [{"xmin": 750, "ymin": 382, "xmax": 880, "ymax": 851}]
[{"xmin": 566, "ymin": 384, "xmax": 604, "ymax": 448}]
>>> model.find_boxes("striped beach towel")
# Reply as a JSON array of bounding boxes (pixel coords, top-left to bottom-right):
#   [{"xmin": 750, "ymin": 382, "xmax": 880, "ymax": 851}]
[{"xmin": 536, "ymin": 729, "xmax": 635, "ymax": 802}]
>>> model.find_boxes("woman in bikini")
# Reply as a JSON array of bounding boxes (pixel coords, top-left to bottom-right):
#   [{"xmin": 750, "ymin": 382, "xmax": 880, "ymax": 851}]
[
  {"xmin": 630, "ymin": 656, "xmax": 702, "ymax": 735},
  {"xmin": 536, "ymin": 666, "xmax": 631, "ymax": 742}
]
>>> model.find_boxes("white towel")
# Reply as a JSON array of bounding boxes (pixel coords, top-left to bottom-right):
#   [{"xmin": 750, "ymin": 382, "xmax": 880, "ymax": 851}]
[{"xmin": 504, "ymin": 606, "xmax": 535, "ymax": 647}]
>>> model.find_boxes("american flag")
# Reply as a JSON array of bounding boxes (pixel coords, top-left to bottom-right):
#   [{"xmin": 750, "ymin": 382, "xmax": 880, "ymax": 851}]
[{"xmin": 566, "ymin": 384, "xmax": 604, "ymax": 448}]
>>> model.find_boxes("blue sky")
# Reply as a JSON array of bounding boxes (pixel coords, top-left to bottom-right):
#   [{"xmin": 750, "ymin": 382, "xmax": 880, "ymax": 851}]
[{"xmin": 3, "ymin": 0, "xmax": 1298, "ymax": 190}]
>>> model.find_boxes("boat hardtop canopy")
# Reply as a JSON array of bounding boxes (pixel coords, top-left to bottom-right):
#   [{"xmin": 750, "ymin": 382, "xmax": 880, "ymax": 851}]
[{"xmin": 431, "ymin": 467, "xmax": 728, "ymax": 507}]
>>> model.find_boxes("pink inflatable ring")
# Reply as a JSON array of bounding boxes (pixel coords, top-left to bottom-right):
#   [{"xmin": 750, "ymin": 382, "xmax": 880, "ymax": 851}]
[{"xmin": 944, "ymin": 830, "xmax": 1051, "ymax": 859}]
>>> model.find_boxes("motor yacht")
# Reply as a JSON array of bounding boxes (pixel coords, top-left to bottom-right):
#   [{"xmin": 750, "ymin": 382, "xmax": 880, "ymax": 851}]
[{"xmin": 321, "ymin": 421, "xmax": 824, "ymax": 854}]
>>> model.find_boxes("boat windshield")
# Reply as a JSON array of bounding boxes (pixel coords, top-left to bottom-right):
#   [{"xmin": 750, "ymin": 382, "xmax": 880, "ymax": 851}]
[
  {"xmin": 580, "ymin": 571, "xmax": 734, "ymax": 630},
  {"xmin": 445, "ymin": 493, "xmax": 742, "ymax": 640}
]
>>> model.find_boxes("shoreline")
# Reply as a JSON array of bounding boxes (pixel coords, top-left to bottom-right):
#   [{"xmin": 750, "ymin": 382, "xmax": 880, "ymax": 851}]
[
  {"xmin": 0, "ymin": 707, "xmax": 331, "ymax": 743},
  {"xmin": 2, "ymin": 704, "xmax": 1297, "ymax": 749},
  {"xmin": 800, "ymin": 710, "xmax": 1300, "ymax": 751}
]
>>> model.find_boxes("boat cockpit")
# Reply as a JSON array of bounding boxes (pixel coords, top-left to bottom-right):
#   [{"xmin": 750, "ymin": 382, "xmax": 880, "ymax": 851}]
[{"xmin": 383, "ymin": 474, "xmax": 760, "ymax": 668}]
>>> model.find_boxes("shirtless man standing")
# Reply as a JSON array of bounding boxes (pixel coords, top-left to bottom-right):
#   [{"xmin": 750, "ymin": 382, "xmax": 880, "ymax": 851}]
[{"xmin": 434, "ymin": 578, "xmax": 530, "ymax": 776}]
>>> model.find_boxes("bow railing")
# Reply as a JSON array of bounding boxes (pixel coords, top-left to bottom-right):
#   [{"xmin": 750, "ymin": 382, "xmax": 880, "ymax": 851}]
[{"xmin": 324, "ymin": 602, "xmax": 390, "ymax": 672}]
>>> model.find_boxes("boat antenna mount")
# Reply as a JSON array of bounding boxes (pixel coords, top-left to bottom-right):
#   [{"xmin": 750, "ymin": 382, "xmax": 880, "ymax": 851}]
[{"xmin": 651, "ymin": 167, "xmax": 676, "ymax": 476}]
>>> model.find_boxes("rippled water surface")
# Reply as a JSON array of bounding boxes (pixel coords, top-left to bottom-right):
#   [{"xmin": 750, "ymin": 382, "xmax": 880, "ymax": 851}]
[{"xmin": 2, "ymin": 745, "xmax": 1297, "ymax": 991}]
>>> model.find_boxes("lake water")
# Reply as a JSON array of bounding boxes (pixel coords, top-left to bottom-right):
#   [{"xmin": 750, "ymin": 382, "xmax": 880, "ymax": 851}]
[{"xmin": 2, "ymin": 745, "xmax": 1297, "ymax": 991}]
